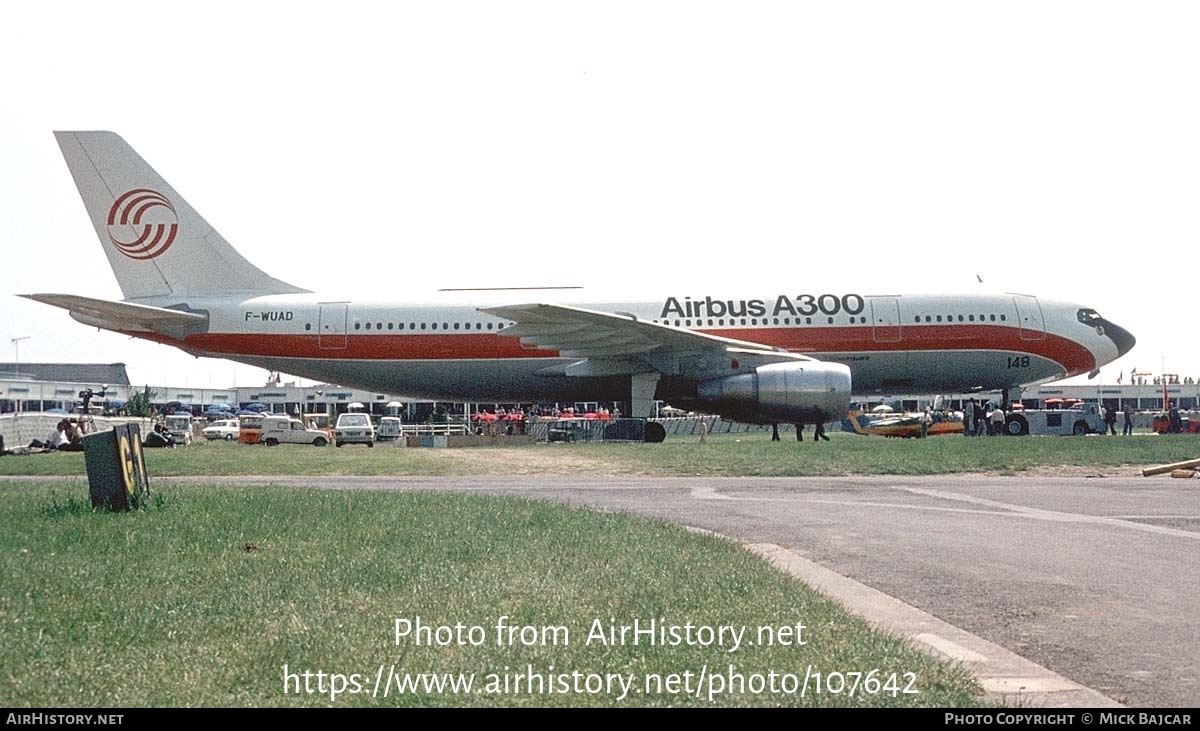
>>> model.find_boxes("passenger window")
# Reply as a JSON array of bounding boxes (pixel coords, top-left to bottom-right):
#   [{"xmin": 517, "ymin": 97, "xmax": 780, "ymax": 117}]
[
  {"xmin": 421, "ymin": 323, "xmax": 427, "ymax": 330},
  {"xmin": 354, "ymin": 323, "xmax": 361, "ymax": 330},
  {"xmin": 305, "ymin": 323, "xmax": 312, "ymax": 331},
  {"xmin": 1000, "ymin": 314, "xmax": 1006, "ymax": 321},
  {"xmin": 936, "ymin": 316, "xmax": 943, "ymax": 322}
]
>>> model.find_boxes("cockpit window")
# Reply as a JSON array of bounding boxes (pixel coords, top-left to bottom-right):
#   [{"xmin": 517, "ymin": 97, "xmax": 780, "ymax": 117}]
[{"xmin": 1077, "ymin": 308, "xmax": 1103, "ymax": 326}]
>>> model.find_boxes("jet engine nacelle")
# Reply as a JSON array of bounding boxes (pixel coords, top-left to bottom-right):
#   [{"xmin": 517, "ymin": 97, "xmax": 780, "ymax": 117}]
[{"xmin": 696, "ymin": 361, "xmax": 851, "ymax": 424}]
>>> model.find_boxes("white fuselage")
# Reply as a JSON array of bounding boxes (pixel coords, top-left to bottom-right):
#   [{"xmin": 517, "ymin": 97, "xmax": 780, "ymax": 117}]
[{"xmin": 119, "ymin": 290, "xmax": 1130, "ymax": 403}]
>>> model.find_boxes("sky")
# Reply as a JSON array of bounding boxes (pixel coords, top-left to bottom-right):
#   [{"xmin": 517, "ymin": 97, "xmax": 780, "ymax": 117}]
[{"xmin": 1, "ymin": 2, "xmax": 1197, "ymax": 391}]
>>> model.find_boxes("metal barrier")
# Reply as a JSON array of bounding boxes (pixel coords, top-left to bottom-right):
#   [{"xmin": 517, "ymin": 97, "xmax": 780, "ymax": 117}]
[{"xmin": 398, "ymin": 423, "xmax": 472, "ymax": 436}]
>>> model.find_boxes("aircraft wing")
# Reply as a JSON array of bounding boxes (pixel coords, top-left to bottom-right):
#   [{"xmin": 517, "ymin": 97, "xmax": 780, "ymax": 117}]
[
  {"xmin": 21, "ymin": 293, "xmax": 207, "ymax": 340},
  {"xmin": 481, "ymin": 302, "xmax": 812, "ymax": 377}
]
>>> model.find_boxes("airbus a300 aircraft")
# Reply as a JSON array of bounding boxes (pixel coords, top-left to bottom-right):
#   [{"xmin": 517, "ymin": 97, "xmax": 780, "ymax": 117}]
[{"xmin": 26, "ymin": 132, "xmax": 1135, "ymax": 437}]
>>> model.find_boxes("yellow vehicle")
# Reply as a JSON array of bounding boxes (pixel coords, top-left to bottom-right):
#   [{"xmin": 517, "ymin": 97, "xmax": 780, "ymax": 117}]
[{"xmin": 238, "ymin": 414, "xmax": 264, "ymax": 444}]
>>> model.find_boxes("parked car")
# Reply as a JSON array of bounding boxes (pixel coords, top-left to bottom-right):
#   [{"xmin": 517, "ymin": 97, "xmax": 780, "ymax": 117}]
[
  {"xmin": 334, "ymin": 412, "xmax": 375, "ymax": 447},
  {"xmin": 202, "ymin": 419, "xmax": 240, "ymax": 441},
  {"xmin": 261, "ymin": 415, "xmax": 330, "ymax": 447},
  {"xmin": 377, "ymin": 416, "xmax": 403, "ymax": 441}
]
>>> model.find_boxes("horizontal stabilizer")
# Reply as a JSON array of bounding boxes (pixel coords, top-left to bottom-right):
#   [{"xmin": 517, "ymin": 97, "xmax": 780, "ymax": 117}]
[{"xmin": 21, "ymin": 293, "xmax": 207, "ymax": 340}]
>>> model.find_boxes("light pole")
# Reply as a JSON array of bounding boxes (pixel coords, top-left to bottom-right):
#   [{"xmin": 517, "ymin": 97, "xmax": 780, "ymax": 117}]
[
  {"xmin": 10, "ymin": 336, "xmax": 30, "ymax": 415},
  {"xmin": 10, "ymin": 336, "xmax": 30, "ymax": 377}
]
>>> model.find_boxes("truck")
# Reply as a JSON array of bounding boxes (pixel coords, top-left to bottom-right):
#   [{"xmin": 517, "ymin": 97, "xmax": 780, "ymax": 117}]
[{"xmin": 1003, "ymin": 403, "xmax": 1106, "ymax": 436}]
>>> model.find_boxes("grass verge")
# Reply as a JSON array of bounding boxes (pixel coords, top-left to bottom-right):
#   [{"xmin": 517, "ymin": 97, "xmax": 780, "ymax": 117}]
[
  {"xmin": 0, "ymin": 431, "xmax": 1196, "ymax": 477},
  {"xmin": 1, "ymin": 482, "xmax": 983, "ymax": 707}
]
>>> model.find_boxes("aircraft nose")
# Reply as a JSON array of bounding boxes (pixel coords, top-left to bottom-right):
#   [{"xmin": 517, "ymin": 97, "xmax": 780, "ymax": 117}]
[{"xmin": 1102, "ymin": 319, "xmax": 1136, "ymax": 358}]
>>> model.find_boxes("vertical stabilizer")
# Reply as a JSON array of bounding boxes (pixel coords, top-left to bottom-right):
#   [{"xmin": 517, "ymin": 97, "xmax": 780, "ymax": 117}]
[{"xmin": 55, "ymin": 131, "xmax": 308, "ymax": 300}]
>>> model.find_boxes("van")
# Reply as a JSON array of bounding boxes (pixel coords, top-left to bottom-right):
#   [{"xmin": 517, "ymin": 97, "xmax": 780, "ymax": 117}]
[
  {"xmin": 163, "ymin": 414, "xmax": 194, "ymax": 445},
  {"xmin": 261, "ymin": 416, "xmax": 331, "ymax": 446}
]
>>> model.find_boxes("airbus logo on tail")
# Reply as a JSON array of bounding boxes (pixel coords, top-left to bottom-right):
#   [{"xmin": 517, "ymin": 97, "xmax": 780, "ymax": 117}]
[{"xmin": 106, "ymin": 188, "xmax": 178, "ymax": 260}]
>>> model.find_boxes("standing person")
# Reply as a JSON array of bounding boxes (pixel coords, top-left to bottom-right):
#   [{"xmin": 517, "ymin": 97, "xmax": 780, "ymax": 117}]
[
  {"xmin": 814, "ymin": 420, "xmax": 830, "ymax": 442},
  {"xmin": 920, "ymin": 408, "xmax": 932, "ymax": 438},
  {"xmin": 771, "ymin": 423, "xmax": 780, "ymax": 442},
  {"xmin": 989, "ymin": 403, "xmax": 1006, "ymax": 436},
  {"xmin": 974, "ymin": 401, "xmax": 988, "ymax": 436},
  {"xmin": 1168, "ymin": 405, "xmax": 1183, "ymax": 434},
  {"xmin": 698, "ymin": 418, "xmax": 708, "ymax": 443},
  {"xmin": 963, "ymin": 400, "xmax": 974, "ymax": 437},
  {"xmin": 1103, "ymin": 403, "xmax": 1118, "ymax": 435},
  {"xmin": 1122, "ymin": 403, "xmax": 1134, "ymax": 436}
]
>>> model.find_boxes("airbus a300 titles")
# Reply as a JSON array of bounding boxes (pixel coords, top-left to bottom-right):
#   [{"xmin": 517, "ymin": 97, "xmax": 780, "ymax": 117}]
[
  {"xmin": 25, "ymin": 132, "xmax": 1135, "ymax": 441},
  {"xmin": 661, "ymin": 294, "xmax": 865, "ymax": 320}
]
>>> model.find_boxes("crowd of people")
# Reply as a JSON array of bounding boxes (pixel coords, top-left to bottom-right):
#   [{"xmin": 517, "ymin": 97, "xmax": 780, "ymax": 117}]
[{"xmin": 25, "ymin": 419, "xmax": 86, "ymax": 452}]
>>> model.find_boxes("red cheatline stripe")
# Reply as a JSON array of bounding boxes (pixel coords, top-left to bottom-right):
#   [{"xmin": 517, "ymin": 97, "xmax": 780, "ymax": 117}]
[{"xmin": 124, "ymin": 324, "xmax": 1098, "ymax": 376}]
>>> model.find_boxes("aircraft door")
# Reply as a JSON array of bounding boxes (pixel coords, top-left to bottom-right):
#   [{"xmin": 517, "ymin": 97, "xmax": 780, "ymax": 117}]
[
  {"xmin": 319, "ymin": 303, "xmax": 349, "ymax": 350},
  {"xmin": 1012, "ymin": 295, "xmax": 1045, "ymax": 341},
  {"xmin": 869, "ymin": 297, "xmax": 902, "ymax": 343}
]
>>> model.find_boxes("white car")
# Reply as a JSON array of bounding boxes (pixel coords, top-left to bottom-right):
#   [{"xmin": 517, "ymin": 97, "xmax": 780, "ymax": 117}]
[
  {"xmin": 202, "ymin": 419, "xmax": 240, "ymax": 441},
  {"xmin": 334, "ymin": 413, "xmax": 375, "ymax": 447}
]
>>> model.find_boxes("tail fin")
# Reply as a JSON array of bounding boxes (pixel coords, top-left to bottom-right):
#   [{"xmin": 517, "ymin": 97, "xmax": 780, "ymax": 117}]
[{"xmin": 54, "ymin": 131, "xmax": 308, "ymax": 300}]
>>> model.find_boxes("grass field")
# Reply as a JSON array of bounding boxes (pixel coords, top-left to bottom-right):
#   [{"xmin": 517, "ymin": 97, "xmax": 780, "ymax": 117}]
[
  {"xmin": 0, "ymin": 483, "xmax": 984, "ymax": 707},
  {"xmin": 1, "ymin": 430, "xmax": 1196, "ymax": 478}
]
